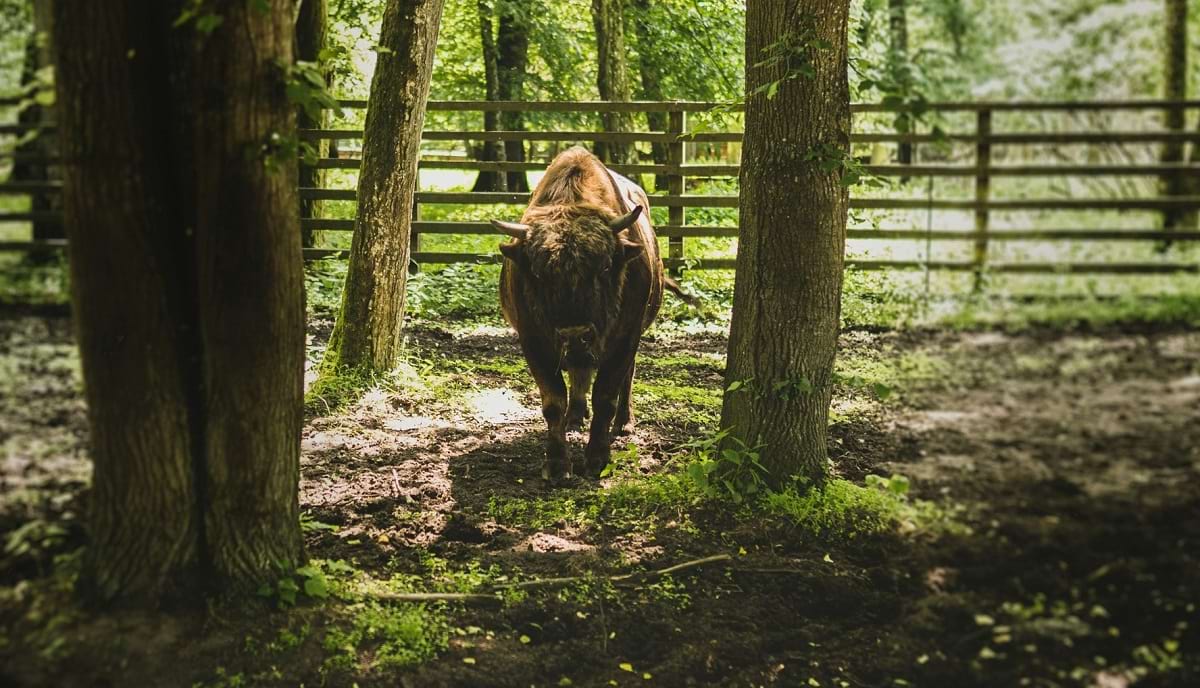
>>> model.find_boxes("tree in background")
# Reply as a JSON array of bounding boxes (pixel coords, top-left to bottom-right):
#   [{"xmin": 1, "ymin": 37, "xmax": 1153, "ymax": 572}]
[
  {"xmin": 320, "ymin": 0, "xmax": 446, "ymax": 375},
  {"xmin": 720, "ymin": 0, "xmax": 851, "ymax": 486},
  {"xmin": 591, "ymin": 0, "xmax": 635, "ymax": 165},
  {"xmin": 472, "ymin": 0, "xmax": 530, "ymax": 192},
  {"xmin": 12, "ymin": 0, "xmax": 58, "ymax": 261},
  {"xmin": 887, "ymin": 0, "xmax": 913, "ymax": 166},
  {"xmin": 53, "ymin": 0, "xmax": 304, "ymax": 602},
  {"xmin": 630, "ymin": 0, "xmax": 668, "ymax": 190},
  {"xmin": 472, "ymin": 0, "xmax": 505, "ymax": 191},
  {"xmin": 297, "ymin": 0, "xmax": 330, "ymax": 248},
  {"xmin": 495, "ymin": 1, "xmax": 530, "ymax": 190},
  {"xmin": 1161, "ymin": 0, "xmax": 1192, "ymax": 230}
]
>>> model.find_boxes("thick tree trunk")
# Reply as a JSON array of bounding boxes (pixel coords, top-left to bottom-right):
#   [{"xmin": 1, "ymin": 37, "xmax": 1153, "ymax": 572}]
[
  {"xmin": 591, "ymin": 0, "xmax": 636, "ymax": 165},
  {"xmin": 54, "ymin": 0, "xmax": 304, "ymax": 603},
  {"xmin": 497, "ymin": 4, "xmax": 529, "ymax": 191},
  {"xmin": 472, "ymin": 0, "xmax": 506, "ymax": 192},
  {"xmin": 321, "ymin": 0, "xmax": 446, "ymax": 373},
  {"xmin": 719, "ymin": 0, "xmax": 850, "ymax": 486},
  {"xmin": 15, "ymin": 0, "xmax": 60, "ymax": 261},
  {"xmin": 1161, "ymin": 0, "xmax": 1190, "ymax": 229},
  {"xmin": 888, "ymin": 0, "xmax": 912, "ymax": 168},
  {"xmin": 632, "ymin": 0, "xmax": 668, "ymax": 191},
  {"xmin": 296, "ymin": 0, "xmax": 330, "ymax": 247}
]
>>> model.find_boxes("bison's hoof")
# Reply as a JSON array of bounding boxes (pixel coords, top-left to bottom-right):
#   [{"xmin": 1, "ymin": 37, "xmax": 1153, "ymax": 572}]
[
  {"xmin": 543, "ymin": 448, "xmax": 571, "ymax": 481},
  {"xmin": 613, "ymin": 420, "xmax": 635, "ymax": 436},
  {"xmin": 565, "ymin": 403, "xmax": 590, "ymax": 431},
  {"xmin": 583, "ymin": 446, "xmax": 611, "ymax": 478}
]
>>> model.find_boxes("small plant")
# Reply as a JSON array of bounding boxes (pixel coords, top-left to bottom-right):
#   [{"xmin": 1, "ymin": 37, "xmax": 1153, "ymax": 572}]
[
  {"xmin": 679, "ymin": 429, "xmax": 768, "ymax": 504},
  {"xmin": 257, "ymin": 563, "xmax": 331, "ymax": 608}
]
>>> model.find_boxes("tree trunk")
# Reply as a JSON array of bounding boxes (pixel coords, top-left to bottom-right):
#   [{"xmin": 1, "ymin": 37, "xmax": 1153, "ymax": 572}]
[
  {"xmin": 497, "ymin": 3, "xmax": 529, "ymax": 191},
  {"xmin": 632, "ymin": 0, "xmax": 668, "ymax": 191},
  {"xmin": 321, "ymin": 0, "xmax": 446, "ymax": 374},
  {"xmin": 15, "ymin": 0, "xmax": 60, "ymax": 262},
  {"xmin": 296, "ymin": 0, "xmax": 330, "ymax": 247},
  {"xmin": 1161, "ymin": 0, "xmax": 1190, "ymax": 230},
  {"xmin": 472, "ymin": 0, "xmax": 506, "ymax": 192},
  {"xmin": 888, "ymin": 0, "xmax": 912, "ymax": 168},
  {"xmin": 53, "ymin": 0, "xmax": 304, "ymax": 603},
  {"xmin": 591, "ymin": 0, "xmax": 636, "ymax": 165},
  {"xmin": 719, "ymin": 0, "xmax": 850, "ymax": 486}
]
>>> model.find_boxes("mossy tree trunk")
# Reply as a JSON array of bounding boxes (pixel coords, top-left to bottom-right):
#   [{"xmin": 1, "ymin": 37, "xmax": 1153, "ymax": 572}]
[
  {"xmin": 719, "ymin": 0, "xmax": 851, "ymax": 487},
  {"xmin": 321, "ymin": 0, "xmax": 446, "ymax": 374},
  {"xmin": 591, "ymin": 0, "xmax": 635, "ymax": 165},
  {"xmin": 53, "ymin": 0, "xmax": 304, "ymax": 603},
  {"xmin": 296, "ymin": 0, "xmax": 330, "ymax": 248}
]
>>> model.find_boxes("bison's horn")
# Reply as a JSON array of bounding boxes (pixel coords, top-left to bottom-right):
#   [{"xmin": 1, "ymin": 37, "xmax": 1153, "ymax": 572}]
[
  {"xmin": 609, "ymin": 205, "xmax": 643, "ymax": 233},
  {"xmin": 490, "ymin": 219, "xmax": 530, "ymax": 240}
]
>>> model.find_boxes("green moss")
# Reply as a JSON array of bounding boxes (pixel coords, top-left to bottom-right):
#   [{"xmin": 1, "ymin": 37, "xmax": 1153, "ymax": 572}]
[{"xmin": 322, "ymin": 601, "xmax": 449, "ymax": 672}]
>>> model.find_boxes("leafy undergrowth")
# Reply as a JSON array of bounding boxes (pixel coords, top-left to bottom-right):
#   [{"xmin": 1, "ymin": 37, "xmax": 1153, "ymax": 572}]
[{"xmin": 2, "ymin": 302, "xmax": 1199, "ymax": 687}]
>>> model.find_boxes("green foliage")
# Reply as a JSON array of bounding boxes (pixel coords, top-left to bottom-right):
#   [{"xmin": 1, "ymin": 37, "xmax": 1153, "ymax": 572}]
[
  {"xmin": 256, "ymin": 562, "xmax": 338, "ymax": 608},
  {"xmin": 322, "ymin": 600, "xmax": 450, "ymax": 672},
  {"xmin": 763, "ymin": 474, "xmax": 966, "ymax": 539},
  {"xmin": 678, "ymin": 429, "xmax": 768, "ymax": 504}
]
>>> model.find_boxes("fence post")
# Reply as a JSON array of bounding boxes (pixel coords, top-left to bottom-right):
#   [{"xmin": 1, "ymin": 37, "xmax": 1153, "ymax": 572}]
[
  {"xmin": 667, "ymin": 109, "xmax": 686, "ymax": 277},
  {"xmin": 972, "ymin": 108, "xmax": 991, "ymax": 292}
]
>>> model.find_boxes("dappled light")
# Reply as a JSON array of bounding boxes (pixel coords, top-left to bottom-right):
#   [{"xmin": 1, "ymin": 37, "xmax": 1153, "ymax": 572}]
[{"xmin": 2, "ymin": 0, "xmax": 1199, "ymax": 686}]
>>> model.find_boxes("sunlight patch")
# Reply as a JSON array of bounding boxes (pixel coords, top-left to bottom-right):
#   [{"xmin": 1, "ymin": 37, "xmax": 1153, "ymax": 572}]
[{"xmin": 467, "ymin": 388, "xmax": 538, "ymax": 424}]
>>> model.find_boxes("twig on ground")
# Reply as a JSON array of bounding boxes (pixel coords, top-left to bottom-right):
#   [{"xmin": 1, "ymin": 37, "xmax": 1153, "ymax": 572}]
[
  {"xmin": 372, "ymin": 591, "xmax": 503, "ymax": 604},
  {"xmin": 492, "ymin": 553, "xmax": 733, "ymax": 591}
]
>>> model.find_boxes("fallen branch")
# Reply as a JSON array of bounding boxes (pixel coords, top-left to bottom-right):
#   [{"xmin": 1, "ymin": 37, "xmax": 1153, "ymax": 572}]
[
  {"xmin": 491, "ymin": 553, "xmax": 733, "ymax": 591},
  {"xmin": 371, "ymin": 591, "xmax": 503, "ymax": 604}
]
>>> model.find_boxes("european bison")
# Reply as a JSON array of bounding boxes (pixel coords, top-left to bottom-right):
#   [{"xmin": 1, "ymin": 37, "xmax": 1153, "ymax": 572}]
[{"xmin": 493, "ymin": 146, "xmax": 684, "ymax": 479}]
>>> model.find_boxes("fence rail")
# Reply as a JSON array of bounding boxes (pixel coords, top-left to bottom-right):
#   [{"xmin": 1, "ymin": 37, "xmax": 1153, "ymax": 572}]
[{"xmin": 3, "ymin": 99, "xmax": 1200, "ymax": 282}]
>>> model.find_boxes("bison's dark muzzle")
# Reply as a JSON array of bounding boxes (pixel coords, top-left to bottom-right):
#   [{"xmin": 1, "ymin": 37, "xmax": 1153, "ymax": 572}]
[{"xmin": 556, "ymin": 324, "xmax": 598, "ymax": 368}]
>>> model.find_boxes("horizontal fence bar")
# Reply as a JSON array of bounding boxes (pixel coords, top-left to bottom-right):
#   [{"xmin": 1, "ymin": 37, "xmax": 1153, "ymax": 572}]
[
  {"xmin": 301, "ymin": 128, "xmax": 1200, "ymax": 145},
  {"xmin": 299, "ymin": 188, "xmax": 1200, "ymax": 211},
  {"xmin": 328, "ymin": 99, "xmax": 1200, "ymax": 113},
  {"xmin": 300, "ymin": 219, "xmax": 1200, "ymax": 243}
]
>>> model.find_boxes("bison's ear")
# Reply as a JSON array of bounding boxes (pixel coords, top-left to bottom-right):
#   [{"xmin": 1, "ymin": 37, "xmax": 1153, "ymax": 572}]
[
  {"xmin": 609, "ymin": 205, "xmax": 642, "ymax": 233},
  {"xmin": 617, "ymin": 235, "xmax": 644, "ymax": 264},
  {"xmin": 499, "ymin": 241, "xmax": 524, "ymax": 262}
]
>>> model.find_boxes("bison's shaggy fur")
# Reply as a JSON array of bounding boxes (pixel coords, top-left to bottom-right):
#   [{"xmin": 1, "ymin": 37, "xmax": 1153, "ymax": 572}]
[{"xmin": 495, "ymin": 147, "xmax": 666, "ymax": 479}]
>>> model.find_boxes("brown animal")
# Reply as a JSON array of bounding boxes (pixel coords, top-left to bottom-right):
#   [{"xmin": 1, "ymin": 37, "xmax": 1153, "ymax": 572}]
[{"xmin": 494, "ymin": 146, "xmax": 676, "ymax": 479}]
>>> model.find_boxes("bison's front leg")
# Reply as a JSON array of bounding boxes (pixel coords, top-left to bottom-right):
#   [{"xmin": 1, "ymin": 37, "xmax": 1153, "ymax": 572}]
[
  {"xmin": 583, "ymin": 348, "xmax": 637, "ymax": 477},
  {"xmin": 527, "ymin": 357, "xmax": 571, "ymax": 480}
]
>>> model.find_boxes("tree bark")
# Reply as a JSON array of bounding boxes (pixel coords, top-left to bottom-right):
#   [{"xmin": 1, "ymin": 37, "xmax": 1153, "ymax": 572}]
[
  {"xmin": 296, "ymin": 0, "xmax": 330, "ymax": 247},
  {"xmin": 472, "ymin": 0, "xmax": 506, "ymax": 192},
  {"xmin": 321, "ymin": 0, "xmax": 446, "ymax": 374},
  {"xmin": 719, "ymin": 0, "xmax": 851, "ymax": 486},
  {"xmin": 888, "ymin": 0, "xmax": 912, "ymax": 168},
  {"xmin": 1161, "ymin": 0, "xmax": 1190, "ymax": 229},
  {"xmin": 496, "ymin": 2, "xmax": 530, "ymax": 191},
  {"xmin": 53, "ymin": 0, "xmax": 304, "ymax": 603},
  {"xmin": 14, "ymin": 0, "xmax": 60, "ymax": 261},
  {"xmin": 632, "ymin": 0, "xmax": 668, "ymax": 191},
  {"xmin": 591, "ymin": 0, "xmax": 636, "ymax": 165}
]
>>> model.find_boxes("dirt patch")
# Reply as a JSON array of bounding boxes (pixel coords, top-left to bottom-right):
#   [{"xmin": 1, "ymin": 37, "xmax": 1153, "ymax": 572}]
[{"xmin": 1, "ymin": 315, "xmax": 1198, "ymax": 687}]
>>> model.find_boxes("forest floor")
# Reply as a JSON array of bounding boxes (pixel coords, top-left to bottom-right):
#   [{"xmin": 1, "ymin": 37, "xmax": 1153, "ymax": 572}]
[{"xmin": 0, "ymin": 309, "xmax": 1198, "ymax": 687}]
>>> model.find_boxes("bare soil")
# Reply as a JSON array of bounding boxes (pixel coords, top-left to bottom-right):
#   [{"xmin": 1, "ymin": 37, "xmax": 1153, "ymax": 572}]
[{"xmin": 1, "ymin": 312, "xmax": 1197, "ymax": 687}]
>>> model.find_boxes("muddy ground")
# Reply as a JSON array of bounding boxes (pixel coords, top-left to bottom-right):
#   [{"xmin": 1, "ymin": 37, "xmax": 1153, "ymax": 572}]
[{"xmin": 1, "ymin": 311, "xmax": 1197, "ymax": 687}]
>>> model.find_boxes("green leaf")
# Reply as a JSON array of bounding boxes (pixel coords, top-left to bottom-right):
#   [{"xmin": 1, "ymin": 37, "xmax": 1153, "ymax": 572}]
[
  {"xmin": 766, "ymin": 80, "xmax": 779, "ymax": 100},
  {"xmin": 871, "ymin": 382, "xmax": 893, "ymax": 401},
  {"xmin": 195, "ymin": 13, "xmax": 224, "ymax": 35},
  {"xmin": 619, "ymin": 662, "xmax": 634, "ymax": 672},
  {"xmin": 726, "ymin": 380, "xmax": 742, "ymax": 392}
]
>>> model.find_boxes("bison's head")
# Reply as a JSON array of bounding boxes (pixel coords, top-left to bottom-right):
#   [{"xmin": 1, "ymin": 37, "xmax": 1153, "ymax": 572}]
[{"xmin": 494, "ymin": 204, "xmax": 644, "ymax": 368}]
